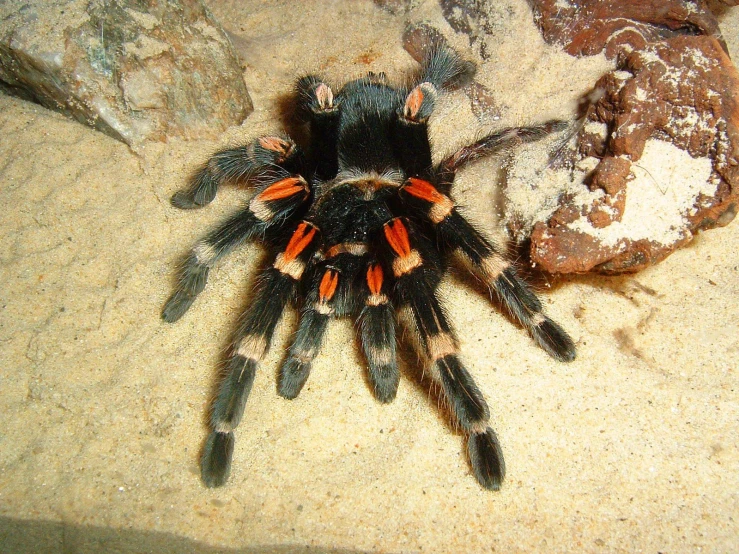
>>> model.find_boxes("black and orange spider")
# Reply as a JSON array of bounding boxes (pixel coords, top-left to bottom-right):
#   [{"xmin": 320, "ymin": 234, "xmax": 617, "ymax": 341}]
[{"xmin": 162, "ymin": 44, "xmax": 575, "ymax": 491}]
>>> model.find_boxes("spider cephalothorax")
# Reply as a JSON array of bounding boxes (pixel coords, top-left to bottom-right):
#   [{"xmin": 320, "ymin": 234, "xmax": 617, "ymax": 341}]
[{"xmin": 162, "ymin": 44, "xmax": 575, "ymax": 490}]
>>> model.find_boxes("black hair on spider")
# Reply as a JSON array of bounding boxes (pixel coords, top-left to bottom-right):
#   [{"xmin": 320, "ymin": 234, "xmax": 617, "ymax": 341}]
[{"xmin": 162, "ymin": 42, "xmax": 574, "ymax": 491}]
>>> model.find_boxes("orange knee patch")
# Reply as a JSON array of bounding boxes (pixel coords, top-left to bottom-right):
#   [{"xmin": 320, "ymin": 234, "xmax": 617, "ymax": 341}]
[
  {"xmin": 256, "ymin": 177, "xmax": 307, "ymax": 201},
  {"xmin": 284, "ymin": 222, "xmax": 317, "ymax": 261},
  {"xmin": 383, "ymin": 218, "xmax": 412, "ymax": 257},
  {"xmin": 405, "ymin": 87, "xmax": 424, "ymax": 117},
  {"xmin": 404, "ymin": 178, "xmax": 445, "ymax": 203},
  {"xmin": 366, "ymin": 264, "xmax": 384, "ymax": 296},
  {"xmin": 318, "ymin": 269, "xmax": 339, "ymax": 303},
  {"xmin": 384, "ymin": 218, "xmax": 422, "ymax": 276},
  {"xmin": 403, "ymin": 178, "xmax": 454, "ymax": 223}
]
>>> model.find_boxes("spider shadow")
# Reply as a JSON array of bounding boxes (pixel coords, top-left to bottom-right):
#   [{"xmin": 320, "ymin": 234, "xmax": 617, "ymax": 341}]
[{"xmin": 274, "ymin": 89, "xmax": 311, "ymax": 150}]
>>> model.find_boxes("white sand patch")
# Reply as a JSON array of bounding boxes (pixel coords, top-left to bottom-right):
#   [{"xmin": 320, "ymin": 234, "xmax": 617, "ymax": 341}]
[{"xmin": 567, "ymin": 140, "xmax": 715, "ymax": 247}]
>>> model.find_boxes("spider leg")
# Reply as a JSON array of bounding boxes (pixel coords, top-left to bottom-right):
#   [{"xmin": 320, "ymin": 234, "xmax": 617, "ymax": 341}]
[
  {"xmin": 162, "ymin": 174, "xmax": 311, "ymax": 322},
  {"xmin": 171, "ymin": 136, "xmax": 304, "ymax": 209},
  {"xmin": 380, "ymin": 216, "xmax": 504, "ymax": 490},
  {"xmin": 438, "ymin": 121, "xmax": 567, "ymax": 189},
  {"xmin": 399, "ymin": 177, "xmax": 576, "ymax": 361},
  {"xmin": 419, "ymin": 42, "xmax": 476, "ymax": 91},
  {"xmin": 393, "ymin": 42, "xmax": 475, "ymax": 177},
  {"xmin": 201, "ymin": 221, "xmax": 320, "ymax": 487},
  {"xmin": 277, "ymin": 265, "xmax": 341, "ymax": 399},
  {"xmin": 357, "ymin": 262, "xmax": 398, "ymax": 403}
]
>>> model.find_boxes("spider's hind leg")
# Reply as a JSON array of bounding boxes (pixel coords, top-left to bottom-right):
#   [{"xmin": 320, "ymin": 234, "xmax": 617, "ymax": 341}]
[
  {"xmin": 380, "ymin": 217, "xmax": 505, "ymax": 490},
  {"xmin": 277, "ymin": 264, "xmax": 343, "ymax": 400},
  {"xmin": 439, "ymin": 121, "xmax": 567, "ymax": 188},
  {"xmin": 357, "ymin": 262, "xmax": 398, "ymax": 404},
  {"xmin": 201, "ymin": 221, "xmax": 320, "ymax": 487},
  {"xmin": 171, "ymin": 136, "xmax": 303, "ymax": 209}
]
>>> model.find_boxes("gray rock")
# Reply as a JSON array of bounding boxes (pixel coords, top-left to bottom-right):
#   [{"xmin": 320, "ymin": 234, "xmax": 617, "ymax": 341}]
[{"xmin": 0, "ymin": 0, "xmax": 253, "ymax": 148}]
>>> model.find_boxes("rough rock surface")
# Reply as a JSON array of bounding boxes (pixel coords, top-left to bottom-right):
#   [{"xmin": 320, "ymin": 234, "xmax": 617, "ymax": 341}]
[
  {"xmin": 531, "ymin": 36, "xmax": 739, "ymax": 273},
  {"xmin": 530, "ymin": 0, "xmax": 733, "ymax": 59},
  {"xmin": 0, "ymin": 0, "xmax": 252, "ymax": 148},
  {"xmin": 441, "ymin": 0, "xmax": 739, "ymax": 274}
]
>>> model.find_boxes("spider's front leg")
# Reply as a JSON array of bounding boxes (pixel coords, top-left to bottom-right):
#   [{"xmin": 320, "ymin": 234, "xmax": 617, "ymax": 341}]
[
  {"xmin": 201, "ymin": 221, "xmax": 321, "ymax": 487},
  {"xmin": 295, "ymin": 75, "xmax": 340, "ymax": 181},
  {"xmin": 394, "ymin": 42, "xmax": 475, "ymax": 176},
  {"xmin": 162, "ymin": 172, "xmax": 311, "ymax": 323},
  {"xmin": 380, "ymin": 217, "xmax": 505, "ymax": 490},
  {"xmin": 399, "ymin": 177, "xmax": 576, "ymax": 361},
  {"xmin": 171, "ymin": 135, "xmax": 304, "ymax": 209},
  {"xmin": 394, "ymin": 81, "xmax": 437, "ymax": 177}
]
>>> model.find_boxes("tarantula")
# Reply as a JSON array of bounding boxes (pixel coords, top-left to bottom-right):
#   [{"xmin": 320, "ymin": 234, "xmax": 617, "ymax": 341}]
[{"xmin": 162, "ymin": 44, "xmax": 576, "ymax": 491}]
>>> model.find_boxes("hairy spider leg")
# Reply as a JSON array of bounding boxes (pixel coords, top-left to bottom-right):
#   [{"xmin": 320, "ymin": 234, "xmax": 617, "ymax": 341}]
[
  {"xmin": 379, "ymin": 216, "xmax": 505, "ymax": 490},
  {"xmin": 277, "ymin": 264, "xmax": 342, "ymax": 399},
  {"xmin": 400, "ymin": 177, "xmax": 576, "ymax": 361},
  {"xmin": 393, "ymin": 82, "xmax": 436, "ymax": 177},
  {"xmin": 419, "ymin": 40, "xmax": 476, "ymax": 91},
  {"xmin": 437, "ymin": 121, "xmax": 568, "ymax": 192},
  {"xmin": 162, "ymin": 172, "xmax": 311, "ymax": 322},
  {"xmin": 201, "ymin": 221, "xmax": 320, "ymax": 487},
  {"xmin": 171, "ymin": 136, "xmax": 305, "ymax": 209},
  {"xmin": 357, "ymin": 261, "xmax": 399, "ymax": 403}
]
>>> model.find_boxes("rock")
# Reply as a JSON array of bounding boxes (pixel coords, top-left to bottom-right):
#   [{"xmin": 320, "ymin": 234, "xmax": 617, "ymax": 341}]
[
  {"xmin": 529, "ymin": 36, "xmax": 739, "ymax": 273},
  {"xmin": 439, "ymin": 0, "xmax": 521, "ymax": 60},
  {"xmin": 436, "ymin": 0, "xmax": 739, "ymax": 274},
  {"xmin": 0, "ymin": 0, "xmax": 252, "ymax": 148},
  {"xmin": 530, "ymin": 0, "xmax": 729, "ymax": 60},
  {"xmin": 373, "ymin": 0, "xmax": 413, "ymax": 14}
]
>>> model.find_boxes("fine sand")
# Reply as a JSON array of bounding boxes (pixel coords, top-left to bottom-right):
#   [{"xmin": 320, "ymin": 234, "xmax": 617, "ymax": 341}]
[{"xmin": 1, "ymin": 1, "xmax": 738, "ymax": 552}]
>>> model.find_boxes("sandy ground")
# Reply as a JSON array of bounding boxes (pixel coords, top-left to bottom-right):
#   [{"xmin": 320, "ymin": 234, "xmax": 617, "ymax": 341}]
[{"xmin": 1, "ymin": 1, "xmax": 738, "ymax": 552}]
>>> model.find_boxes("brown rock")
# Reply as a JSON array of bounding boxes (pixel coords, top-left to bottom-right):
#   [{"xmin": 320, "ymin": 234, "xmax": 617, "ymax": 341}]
[
  {"xmin": 0, "ymin": 0, "xmax": 252, "ymax": 148},
  {"xmin": 530, "ymin": 0, "xmax": 728, "ymax": 59},
  {"xmin": 466, "ymin": 81, "xmax": 501, "ymax": 122},
  {"xmin": 531, "ymin": 36, "xmax": 739, "ymax": 273},
  {"xmin": 529, "ymin": 223, "xmax": 606, "ymax": 274},
  {"xmin": 588, "ymin": 156, "xmax": 631, "ymax": 196}
]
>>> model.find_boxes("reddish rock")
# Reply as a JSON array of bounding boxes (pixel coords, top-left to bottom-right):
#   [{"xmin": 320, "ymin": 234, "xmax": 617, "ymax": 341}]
[
  {"xmin": 531, "ymin": 36, "xmax": 739, "ymax": 274},
  {"xmin": 588, "ymin": 156, "xmax": 631, "ymax": 196},
  {"xmin": 440, "ymin": 0, "xmax": 739, "ymax": 274},
  {"xmin": 530, "ymin": 0, "xmax": 729, "ymax": 59}
]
